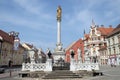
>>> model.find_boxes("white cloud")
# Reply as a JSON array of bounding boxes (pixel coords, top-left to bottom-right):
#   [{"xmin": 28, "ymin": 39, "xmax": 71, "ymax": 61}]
[
  {"xmin": 13, "ymin": 0, "xmax": 41, "ymax": 14},
  {"xmin": 13, "ymin": 0, "xmax": 52, "ymax": 20},
  {"xmin": 0, "ymin": 0, "xmax": 56, "ymax": 31},
  {"xmin": 0, "ymin": 13, "xmax": 49, "ymax": 30}
]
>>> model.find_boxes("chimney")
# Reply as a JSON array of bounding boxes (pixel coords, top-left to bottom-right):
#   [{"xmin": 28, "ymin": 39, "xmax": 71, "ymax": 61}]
[
  {"xmin": 96, "ymin": 25, "xmax": 99, "ymax": 28},
  {"xmin": 109, "ymin": 25, "xmax": 112, "ymax": 28},
  {"xmin": 101, "ymin": 25, "xmax": 104, "ymax": 27}
]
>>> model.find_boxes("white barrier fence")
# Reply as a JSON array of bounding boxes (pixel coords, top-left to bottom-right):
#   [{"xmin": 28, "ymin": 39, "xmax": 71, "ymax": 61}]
[
  {"xmin": 70, "ymin": 59, "xmax": 99, "ymax": 71},
  {"xmin": 22, "ymin": 59, "xmax": 52, "ymax": 72}
]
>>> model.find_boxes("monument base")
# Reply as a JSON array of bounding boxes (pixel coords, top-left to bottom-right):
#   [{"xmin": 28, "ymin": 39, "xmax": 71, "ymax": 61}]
[{"xmin": 53, "ymin": 50, "xmax": 65, "ymax": 64}]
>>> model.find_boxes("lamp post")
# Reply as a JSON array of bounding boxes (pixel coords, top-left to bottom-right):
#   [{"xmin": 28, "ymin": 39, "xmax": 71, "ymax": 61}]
[
  {"xmin": 8, "ymin": 31, "xmax": 20, "ymax": 77},
  {"xmin": 9, "ymin": 31, "xmax": 19, "ymax": 60},
  {"xmin": 0, "ymin": 36, "xmax": 3, "ymax": 61}
]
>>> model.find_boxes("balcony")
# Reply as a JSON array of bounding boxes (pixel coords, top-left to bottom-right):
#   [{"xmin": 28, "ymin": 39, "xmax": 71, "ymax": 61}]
[{"xmin": 88, "ymin": 40, "xmax": 106, "ymax": 45}]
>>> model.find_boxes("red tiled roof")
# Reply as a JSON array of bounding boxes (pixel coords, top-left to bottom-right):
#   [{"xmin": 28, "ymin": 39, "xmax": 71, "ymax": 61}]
[
  {"xmin": 107, "ymin": 24, "xmax": 120, "ymax": 37},
  {"xmin": 98, "ymin": 27, "xmax": 114, "ymax": 36},
  {"xmin": 0, "ymin": 29, "xmax": 14, "ymax": 43},
  {"xmin": 65, "ymin": 38, "xmax": 84, "ymax": 62}
]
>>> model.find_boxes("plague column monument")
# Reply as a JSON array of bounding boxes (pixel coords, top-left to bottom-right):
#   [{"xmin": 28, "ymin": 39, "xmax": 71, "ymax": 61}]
[
  {"xmin": 53, "ymin": 6, "xmax": 65, "ymax": 62},
  {"xmin": 56, "ymin": 5, "xmax": 62, "ymax": 50}
]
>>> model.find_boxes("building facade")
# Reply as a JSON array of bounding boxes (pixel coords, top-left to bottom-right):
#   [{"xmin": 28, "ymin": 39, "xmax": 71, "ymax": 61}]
[
  {"xmin": 84, "ymin": 21, "xmax": 114, "ymax": 64},
  {"xmin": 107, "ymin": 24, "xmax": 120, "ymax": 65},
  {"xmin": 0, "ymin": 30, "xmax": 25, "ymax": 66}
]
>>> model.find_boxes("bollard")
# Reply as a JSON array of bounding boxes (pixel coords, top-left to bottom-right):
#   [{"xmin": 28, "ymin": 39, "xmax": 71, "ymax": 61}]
[{"xmin": 8, "ymin": 60, "xmax": 13, "ymax": 77}]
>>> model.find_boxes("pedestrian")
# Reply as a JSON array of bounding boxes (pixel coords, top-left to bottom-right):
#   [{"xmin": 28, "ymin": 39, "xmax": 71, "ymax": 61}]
[{"xmin": 8, "ymin": 60, "xmax": 13, "ymax": 68}]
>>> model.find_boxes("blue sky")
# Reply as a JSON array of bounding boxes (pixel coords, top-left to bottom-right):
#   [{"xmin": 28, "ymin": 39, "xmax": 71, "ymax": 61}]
[{"xmin": 0, "ymin": 0, "xmax": 120, "ymax": 51}]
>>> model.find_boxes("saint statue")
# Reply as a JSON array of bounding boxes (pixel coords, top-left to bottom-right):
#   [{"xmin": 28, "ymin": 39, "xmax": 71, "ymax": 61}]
[
  {"xmin": 57, "ymin": 5, "xmax": 62, "ymax": 21},
  {"xmin": 70, "ymin": 48, "xmax": 75, "ymax": 59},
  {"xmin": 46, "ymin": 48, "xmax": 52, "ymax": 59}
]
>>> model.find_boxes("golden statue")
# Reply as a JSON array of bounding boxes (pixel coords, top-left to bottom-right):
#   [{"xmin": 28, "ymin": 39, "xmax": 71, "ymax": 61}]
[{"xmin": 57, "ymin": 6, "xmax": 62, "ymax": 21}]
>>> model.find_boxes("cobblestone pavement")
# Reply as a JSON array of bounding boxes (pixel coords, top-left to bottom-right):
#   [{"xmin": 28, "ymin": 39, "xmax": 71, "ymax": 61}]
[
  {"xmin": 90, "ymin": 65, "xmax": 120, "ymax": 80},
  {"xmin": 0, "ymin": 65, "xmax": 120, "ymax": 80},
  {"xmin": 0, "ymin": 71, "xmax": 19, "ymax": 80}
]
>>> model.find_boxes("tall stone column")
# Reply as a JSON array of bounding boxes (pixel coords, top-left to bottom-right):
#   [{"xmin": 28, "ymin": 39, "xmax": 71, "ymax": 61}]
[
  {"xmin": 53, "ymin": 6, "xmax": 65, "ymax": 63},
  {"xmin": 57, "ymin": 20, "xmax": 61, "ymax": 45},
  {"xmin": 56, "ymin": 5, "xmax": 62, "ymax": 51}
]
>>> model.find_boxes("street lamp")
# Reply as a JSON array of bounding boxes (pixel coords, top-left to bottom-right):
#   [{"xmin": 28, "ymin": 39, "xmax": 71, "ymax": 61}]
[
  {"xmin": 9, "ymin": 31, "xmax": 19, "ymax": 38},
  {"xmin": 8, "ymin": 31, "xmax": 20, "ymax": 62}
]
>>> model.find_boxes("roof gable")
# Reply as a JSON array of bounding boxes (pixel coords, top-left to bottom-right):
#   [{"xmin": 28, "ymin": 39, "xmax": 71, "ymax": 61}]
[
  {"xmin": 0, "ymin": 30, "xmax": 13, "ymax": 43},
  {"xmin": 107, "ymin": 24, "xmax": 120, "ymax": 37}
]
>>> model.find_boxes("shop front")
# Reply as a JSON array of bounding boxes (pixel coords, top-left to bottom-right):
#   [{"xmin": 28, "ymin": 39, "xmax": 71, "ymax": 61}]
[{"xmin": 108, "ymin": 54, "xmax": 117, "ymax": 66}]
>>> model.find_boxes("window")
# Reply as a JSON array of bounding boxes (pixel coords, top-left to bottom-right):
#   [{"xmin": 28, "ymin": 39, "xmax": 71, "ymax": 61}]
[
  {"xmin": 93, "ymin": 44, "xmax": 95, "ymax": 47},
  {"xmin": 104, "ymin": 43, "xmax": 107, "ymax": 47},
  {"xmin": 98, "ymin": 36, "xmax": 100, "ymax": 40},
  {"xmin": 109, "ymin": 48, "xmax": 111, "ymax": 55},
  {"xmin": 119, "ymin": 45, "xmax": 120, "ymax": 55},
  {"xmin": 92, "ymin": 29, "xmax": 95, "ymax": 34},
  {"xmin": 108, "ymin": 39, "xmax": 110, "ymax": 46},
  {"xmin": 118, "ymin": 35, "xmax": 120, "ymax": 43},
  {"xmin": 99, "ymin": 44, "xmax": 102, "ymax": 48},
  {"xmin": 113, "ymin": 47, "xmax": 116, "ymax": 54},
  {"xmin": 112, "ymin": 37, "xmax": 114, "ymax": 45}
]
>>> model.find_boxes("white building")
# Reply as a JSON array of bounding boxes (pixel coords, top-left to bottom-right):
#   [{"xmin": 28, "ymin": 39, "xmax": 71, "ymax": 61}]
[
  {"xmin": 84, "ymin": 21, "xmax": 114, "ymax": 64},
  {"xmin": 107, "ymin": 24, "xmax": 120, "ymax": 65}
]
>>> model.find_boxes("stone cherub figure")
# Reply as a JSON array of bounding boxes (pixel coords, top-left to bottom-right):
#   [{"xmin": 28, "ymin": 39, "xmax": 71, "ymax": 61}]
[{"xmin": 57, "ymin": 5, "xmax": 62, "ymax": 21}]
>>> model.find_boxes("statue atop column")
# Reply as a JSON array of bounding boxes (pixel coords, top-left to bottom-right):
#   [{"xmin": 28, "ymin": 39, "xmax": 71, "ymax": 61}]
[{"xmin": 57, "ymin": 5, "xmax": 62, "ymax": 21}]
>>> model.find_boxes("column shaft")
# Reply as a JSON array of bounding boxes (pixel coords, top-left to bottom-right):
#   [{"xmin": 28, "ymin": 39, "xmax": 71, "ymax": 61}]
[{"xmin": 57, "ymin": 21, "xmax": 61, "ymax": 44}]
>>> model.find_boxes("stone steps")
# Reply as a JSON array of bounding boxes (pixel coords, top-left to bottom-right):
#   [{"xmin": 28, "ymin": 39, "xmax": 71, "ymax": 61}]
[
  {"xmin": 42, "ymin": 70, "xmax": 82, "ymax": 79},
  {"xmin": 53, "ymin": 63, "xmax": 70, "ymax": 70},
  {"xmin": 53, "ymin": 62, "xmax": 70, "ymax": 70},
  {"xmin": 53, "ymin": 66, "xmax": 69, "ymax": 70},
  {"xmin": 43, "ymin": 76, "xmax": 81, "ymax": 79}
]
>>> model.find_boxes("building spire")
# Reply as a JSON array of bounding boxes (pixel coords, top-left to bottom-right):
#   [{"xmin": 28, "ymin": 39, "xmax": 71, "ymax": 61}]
[
  {"xmin": 91, "ymin": 19, "xmax": 95, "ymax": 28},
  {"xmin": 84, "ymin": 29, "xmax": 86, "ymax": 34},
  {"xmin": 92, "ymin": 19, "xmax": 95, "ymax": 26}
]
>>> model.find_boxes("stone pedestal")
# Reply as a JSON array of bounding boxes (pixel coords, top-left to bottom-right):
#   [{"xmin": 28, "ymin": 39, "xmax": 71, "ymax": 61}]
[
  {"xmin": 44, "ymin": 59, "xmax": 52, "ymax": 71},
  {"xmin": 53, "ymin": 51, "xmax": 65, "ymax": 63},
  {"xmin": 70, "ymin": 59, "xmax": 76, "ymax": 71}
]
